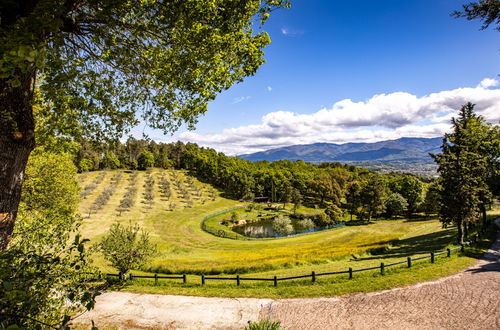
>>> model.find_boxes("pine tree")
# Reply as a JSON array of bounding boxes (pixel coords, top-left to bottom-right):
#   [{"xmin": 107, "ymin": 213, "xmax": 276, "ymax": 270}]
[{"xmin": 432, "ymin": 103, "xmax": 496, "ymax": 244}]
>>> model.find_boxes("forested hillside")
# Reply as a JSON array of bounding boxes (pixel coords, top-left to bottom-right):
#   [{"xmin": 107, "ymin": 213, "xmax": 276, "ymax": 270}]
[{"xmin": 74, "ymin": 139, "xmax": 437, "ymax": 221}]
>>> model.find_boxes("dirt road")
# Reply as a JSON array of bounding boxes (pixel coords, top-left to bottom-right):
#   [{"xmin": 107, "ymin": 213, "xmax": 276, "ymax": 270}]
[{"xmin": 74, "ymin": 219, "xmax": 500, "ymax": 329}]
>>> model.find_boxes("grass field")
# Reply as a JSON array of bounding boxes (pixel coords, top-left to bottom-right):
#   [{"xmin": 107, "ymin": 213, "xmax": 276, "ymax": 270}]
[{"xmin": 78, "ymin": 169, "xmax": 497, "ymax": 297}]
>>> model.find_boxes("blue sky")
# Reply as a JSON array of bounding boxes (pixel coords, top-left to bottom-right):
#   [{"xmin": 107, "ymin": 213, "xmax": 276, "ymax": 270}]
[{"xmin": 136, "ymin": 0, "xmax": 500, "ymax": 155}]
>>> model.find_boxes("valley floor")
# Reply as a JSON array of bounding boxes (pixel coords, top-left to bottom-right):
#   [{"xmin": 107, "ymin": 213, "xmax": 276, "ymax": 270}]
[{"xmin": 73, "ymin": 219, "xmax": 500, "ymax": 330}]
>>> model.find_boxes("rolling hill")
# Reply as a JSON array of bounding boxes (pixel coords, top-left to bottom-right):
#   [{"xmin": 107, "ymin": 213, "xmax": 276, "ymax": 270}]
[{"xmin": 238, "ymin": 137, "xmax": 442, "ymax": 175}]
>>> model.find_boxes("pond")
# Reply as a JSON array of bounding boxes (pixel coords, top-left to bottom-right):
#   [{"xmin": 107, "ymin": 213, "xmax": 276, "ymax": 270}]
[{"xmin": 232, "ymin": 217, "xmax": 316, "ymax": 238}]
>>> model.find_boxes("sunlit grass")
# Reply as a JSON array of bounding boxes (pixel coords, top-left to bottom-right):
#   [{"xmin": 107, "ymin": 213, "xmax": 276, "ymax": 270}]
[{"xmin": 79, "ymin": 170, "xmax": 497, "ymax": 297}]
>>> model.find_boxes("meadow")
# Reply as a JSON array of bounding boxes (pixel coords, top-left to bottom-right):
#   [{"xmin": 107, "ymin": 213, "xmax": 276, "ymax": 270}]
[{"xmin": 78, "ymin": 169, "xmax": 494, "ymax": 297}]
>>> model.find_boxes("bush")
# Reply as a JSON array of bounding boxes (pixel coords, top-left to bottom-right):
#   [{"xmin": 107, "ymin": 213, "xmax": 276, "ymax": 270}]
[
  {"xmin": 98, "ymin": 223, "xmax": 157, "ymax": 276},
  {"xmin": 137, "ymin": 150, "xmax": 154, "ymax": 170},
  {"xmin": 245, "ymin": 319, "xmax": 283, "ymax": 330},
  {"xmin": 384, "ymin": 193, "xmax": 408, "ymax": 218},
  {"xmin": 272, "ymin": 216, "xmax": 293, "ymax": 236},
  {"xmin": 296, "ymin": 218, "xmax": 315, "ymax": 231}
]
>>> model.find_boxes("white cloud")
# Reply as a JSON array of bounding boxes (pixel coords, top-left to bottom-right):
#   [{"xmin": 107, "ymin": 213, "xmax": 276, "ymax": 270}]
[
  {"xmin": 280, "ymin": 26, "xmax": 304, "ymax": 37},
  {"xmin": 267, "ymin": 86, "xmax": 273, "ymax": 92},
  {"xmin": 232, "ymin": 96, "xmax": 251, "ymax": 104},
  {"xmin": 176, "ymin": 79, "xmax": 500, "ymax": 155},
  {"xmin": 478, "ymin": 78, "xmax": 498, "ymax": 89}
]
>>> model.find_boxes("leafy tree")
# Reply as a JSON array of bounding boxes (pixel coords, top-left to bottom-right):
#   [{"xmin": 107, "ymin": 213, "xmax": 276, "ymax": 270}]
[
  {"xmin": 398, "ymin": 176, "xmax": 424, "ymax": 217},
  {"xmin": 98, "ymin": 222, "xmax": 157, "ymax": 277},
  {"xmin": 431, "ymin": 103, "xmax": 494, "ymax": 244},
  {"xmin": 137, "ymin": 150, "xmax": 155, "ymax": 170},
  {"xmin": 0, "ymin": 149, "xmax": 98, "ymax": 328},
  {"xmin": 357, "ymin": 178, "xmax": 386, "ymax": 221},
  {"xmin": 0, "ymin": 0, "xmax": 289, "ymax": 249},
  {"xmin": 452, "ymin": 0, "xmax": 500, "ymax": 31},
  {"xmin": 101, "ymin": 151, "xmax": 121, "ymax": 169},
  {"xmin": 291, "ymin": 187, "xmax": 302, "ymax": 213},
  {"xmin": 422, "ymin": 181, "xmax": 441, "ymax": 216},
  {"xmin": 384, "ymin": 193, "xmax": 408, "ymax": 219},
  {"xmin": 308, "ymin": 173, "xmax": 343, "ymax": 205},
  {"xmin": 345, "ymin": 181, "xmax": 361, "ymax": 221},
  {"xmin": 78, "ymin": 157, "xmax": 94, "ymax": 172},
  {"xmin": 325, "ymin": 204, "xmax": 344, "ymax": 223},
  {"xmin": 272, "ymin": 215, "xmax": 293, "ymax": 236}
]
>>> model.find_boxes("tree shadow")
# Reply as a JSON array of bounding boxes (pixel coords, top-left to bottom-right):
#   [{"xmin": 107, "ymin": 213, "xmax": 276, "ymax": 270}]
[{"xmin": 355, "ymin": 228, "xmax": 457, "ymax": 261}]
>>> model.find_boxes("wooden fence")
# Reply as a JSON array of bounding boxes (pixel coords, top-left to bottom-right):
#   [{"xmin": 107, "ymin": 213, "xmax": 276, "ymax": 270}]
[{"xmin": 93, "ymin": 245, "xmax": 465, "ymax": 287}]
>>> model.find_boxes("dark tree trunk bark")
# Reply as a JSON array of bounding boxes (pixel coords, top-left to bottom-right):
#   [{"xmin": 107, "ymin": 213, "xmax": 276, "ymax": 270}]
[{"xmin": 0, "ymin": 71, "xmax": 36, "ymax": 250}]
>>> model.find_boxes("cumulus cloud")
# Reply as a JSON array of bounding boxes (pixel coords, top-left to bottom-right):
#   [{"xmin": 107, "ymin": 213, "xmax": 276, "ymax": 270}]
[
  {"xmin": 267, "ymin": 86, "xmax": 273, "ymax": 92},
  {"xmin": 177, "ymin": 79, "xmax": 500, "ymax": 155}
]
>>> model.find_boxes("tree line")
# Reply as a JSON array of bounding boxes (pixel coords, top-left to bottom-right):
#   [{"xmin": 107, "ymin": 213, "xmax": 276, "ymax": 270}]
[{"xmin": 73, "ymin": 137, "xmax": 440, "ymax": 223}]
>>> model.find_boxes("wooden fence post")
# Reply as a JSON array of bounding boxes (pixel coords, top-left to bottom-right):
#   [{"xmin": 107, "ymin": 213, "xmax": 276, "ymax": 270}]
[
  {"xmin": 237, "ymin": 275, "xmax": 240, "ymax": 286},
  {"xmin": 431, "ymin": 252, "xmax": 435, "ymax": 263},
  {"xmin": 183, "ymin": 273, "xmax": 187, "ymax": 284},
  {"xmin": 312, "ymin": 271, "xmax": 316, "ymax": 283},
  {"xmin": 380, "ymin": 262, "xmax": 385, "ymax": 275},
  {"xmin": 129, "ymin": 273, "xmax": 133, "ymax": 281},
  {"xmin": 154, "ymin": 273, "xmax": 158, "ymax": 285},
  {"xmin": 273, "ymin": 276, "xmax": 278, "ymax": 287},
  {"xmin": 349, "ymin": 267, "xmax": 353, "ymax": 280},
  {"xmin": 447, "ymin": 248, "xmax": 451, "ymax": 257},
  {"xmin": 407, "ymin": 257, "xmax": 412, "ymax": 268},
  {"xmin": 201, "ymin": 274, "xmax": 205, "ymax": 285}
]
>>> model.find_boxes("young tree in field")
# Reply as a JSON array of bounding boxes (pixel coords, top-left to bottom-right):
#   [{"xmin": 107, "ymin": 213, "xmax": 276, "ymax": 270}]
[
  {"xmin": 0, "ymin": 149, "xmax": 98, "ymax": 328},
  {"xmin": 0, "ymin": 0, "xmax": 290, "ymax": 249},
  {"xmin": 432, "ymin": 103, "xmax": 498, "ymax": 244},
  {"xmin": 98, "ymin": 223, "xmax": 157, "ymax": 278}
]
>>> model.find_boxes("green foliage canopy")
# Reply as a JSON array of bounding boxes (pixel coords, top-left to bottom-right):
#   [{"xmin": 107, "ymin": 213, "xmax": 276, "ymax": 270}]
[
  {"xmin": 0, "ymin": 149, "xmax": 98, "ymax": 328},
  {"xmin": 1, "ymin": 0, "xmax": 290, "ymax": 138}
]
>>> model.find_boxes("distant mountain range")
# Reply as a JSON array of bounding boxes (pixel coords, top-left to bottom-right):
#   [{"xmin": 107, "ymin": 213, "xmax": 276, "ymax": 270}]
[{"xmin": 238, "ymin": 137, "xmax": 442, "ymax": 175}]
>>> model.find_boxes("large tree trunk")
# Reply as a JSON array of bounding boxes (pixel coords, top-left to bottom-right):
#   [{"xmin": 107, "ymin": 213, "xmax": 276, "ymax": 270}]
[{"xmin": 0, "ymin": 71, "xmax": 36, "ymax": 250}]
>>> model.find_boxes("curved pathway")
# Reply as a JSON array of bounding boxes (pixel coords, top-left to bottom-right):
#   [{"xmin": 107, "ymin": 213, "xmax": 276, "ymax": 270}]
[{"xmin": 75, "ymin": 219, "xmax": 500, "ymax": 329}]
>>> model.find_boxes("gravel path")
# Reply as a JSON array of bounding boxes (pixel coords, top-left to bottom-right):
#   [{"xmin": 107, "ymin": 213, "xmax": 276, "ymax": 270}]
[{"xmin": 75, "ymin": 219, "xmax": 500, "ymax": 329}]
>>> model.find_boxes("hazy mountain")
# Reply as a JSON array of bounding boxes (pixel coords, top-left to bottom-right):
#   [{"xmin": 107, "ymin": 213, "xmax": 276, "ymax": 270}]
[{"xmin": 238, "ymin": 137, "xmax": 442, "ymax": 174}]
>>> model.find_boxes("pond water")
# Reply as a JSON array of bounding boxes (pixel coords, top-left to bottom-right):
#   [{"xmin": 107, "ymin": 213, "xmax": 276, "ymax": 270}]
[{"xmin": 232, "ymin": 218, "xmax": 314, "ymax": 238}]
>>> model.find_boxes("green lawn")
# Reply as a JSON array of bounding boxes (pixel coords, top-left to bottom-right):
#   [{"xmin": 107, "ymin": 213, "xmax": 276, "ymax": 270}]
[{"xmin": 79, "ymin": 169, "xmax": 497, "ymax": 297}]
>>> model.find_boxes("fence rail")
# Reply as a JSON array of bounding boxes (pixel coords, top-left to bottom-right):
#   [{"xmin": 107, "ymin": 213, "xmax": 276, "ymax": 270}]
[{"xmin": 93, "ymin": 243, "xmax": 470, "ymax": 287}]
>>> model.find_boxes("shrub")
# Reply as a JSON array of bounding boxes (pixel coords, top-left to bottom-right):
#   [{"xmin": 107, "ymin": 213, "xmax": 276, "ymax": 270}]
[
  {"xmin": 98, "ymin": 223, "xmax": 157, "ymax": 276},
  {"xmin": 137, "ymin": 150, "xmax": 154, "ymax": 170},
  {"xmin": 245, "ymin": 320, "xmax": 283, "ymax": 330},
  {"xmin": 296, "ymin": 218, "xmax": 315, "ymax": 231},
  {"xmin": 384, "ymin": 193, "xmax": 408, "ymax": 218},
  {"xmin": 272, "ymin": 216, "xmax": 293, "ymax": 236}
]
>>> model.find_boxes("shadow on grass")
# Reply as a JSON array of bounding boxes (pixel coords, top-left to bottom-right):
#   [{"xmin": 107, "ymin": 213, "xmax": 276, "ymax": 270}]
[{"xmin": 356, "ymin": 228, "xmax": 457, "ymax": 261}]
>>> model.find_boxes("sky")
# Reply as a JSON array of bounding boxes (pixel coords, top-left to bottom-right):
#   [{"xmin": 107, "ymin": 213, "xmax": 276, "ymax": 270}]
[{"xmin": 134, "ymin": 0, "xmax": 500, "ymax": 155}]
